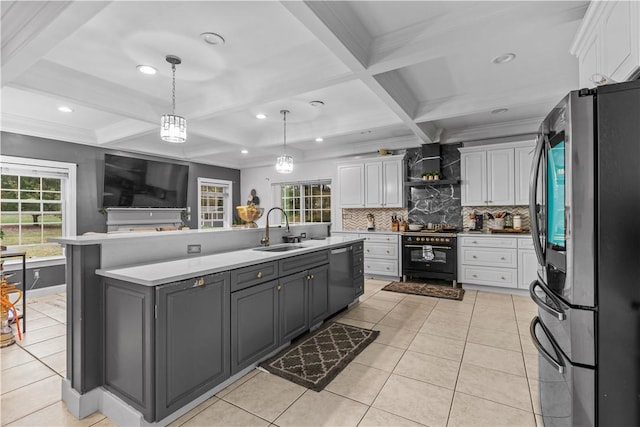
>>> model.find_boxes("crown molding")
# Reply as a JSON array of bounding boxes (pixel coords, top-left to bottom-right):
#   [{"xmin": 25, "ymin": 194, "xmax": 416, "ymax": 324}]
[
  {"xmin": 441, "ymin": 117, "xmax": 542, "ymax": 144},
  {"xmin": 570, "ymin": 1, "xmax": 608, "ymax": 56},
  {"xmin": 1, "ymin": 113, "xmax": 97, "ymax": 145}
]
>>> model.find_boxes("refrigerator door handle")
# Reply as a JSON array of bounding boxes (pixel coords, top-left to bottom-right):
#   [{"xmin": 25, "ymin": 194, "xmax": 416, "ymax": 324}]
[
  {"xmin": 529, "ymin": 279, "xmax": 566, "ymax": 321},
  {"xmin": 530, "ymin": 317, "xmax": 566, "ymax": 374},
  {"xmin": 529, "ymin": 133, "xmax": 546, "ymax": 266}
]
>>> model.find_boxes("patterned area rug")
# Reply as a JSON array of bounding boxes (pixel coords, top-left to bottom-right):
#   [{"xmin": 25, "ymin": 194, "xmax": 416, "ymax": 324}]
[
  {"xmin": 382, "ymin": 281, "xmax": 465, "ymax": 301},
  {"xmin": 260, "ymin": 322, "xmax": 379, "ymax": 391}
]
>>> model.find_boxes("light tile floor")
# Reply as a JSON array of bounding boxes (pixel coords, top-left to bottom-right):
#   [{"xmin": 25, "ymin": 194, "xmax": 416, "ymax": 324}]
[{"xmin": 1, "ymin": 280, "xmax": 542, "ymax": 427}]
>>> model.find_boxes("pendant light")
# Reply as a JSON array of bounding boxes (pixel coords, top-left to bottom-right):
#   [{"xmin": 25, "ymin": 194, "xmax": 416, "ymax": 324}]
[
  {"xmin": 275, "ymin": 109, "xmax": 293, "ymax": 173},
  {"xmin": 161, "ymin": 55, "xmax": 187, "ymax": 143}
]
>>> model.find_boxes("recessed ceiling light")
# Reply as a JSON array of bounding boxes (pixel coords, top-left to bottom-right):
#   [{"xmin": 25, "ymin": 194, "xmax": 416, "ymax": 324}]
[
  {"xmin": 309, "ymin": 100, "xmax": 325, "ymax": 107},
  {"xmin": 491, "ymin": 108, "xmax": 509, "ymax": 114},
  {"xmin": 491, "ymin": 53, "xmax": 516, "ymax": 64},
  {"xmin": 58, "ymin": 106, "xmax": 73, "ymax": 113},
  {"xmin": 315, "ymin": 137, "xmax": 324, "ymax": 142},
  {"xmin": 136, "ymin": 65, "xmax": 157, "ymax": 75},
  {"xmin": 256, "ymin": 113, "xmax": 267, "ymax": 119},
  {"xmin": 241, "ymin": 149, "xmax": 248, "ymax": 154},
  {"xmin": 200, "ymin": 32, "xmax": 225, "ymax": 45}
]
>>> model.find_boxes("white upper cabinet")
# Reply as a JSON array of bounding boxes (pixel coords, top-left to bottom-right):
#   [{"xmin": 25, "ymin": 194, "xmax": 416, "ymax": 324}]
[
  {"xmin": 515, "ymin": 144, "xmax": 536, "ymax": 205},
  {"xmin": 459, "ymin": 141, "xmax": 535, "ymax": 207},
  {"xmin": 571, "ymin": 1, "xmax": 640, "ymax": 87},
  {"xmin": 337, "ymin": 155, "xmax": 404, "ymax": 209},
  {"xmin": 486, "ymin": 149, "xmax": 515, "ymax": 206},
  {"xmin": 337, "ymin": 163, "xmax": 364, "ymax": 207},
  {"xmin": 460, "ymin": 151, "xmax": 487, "ymax": 206}
]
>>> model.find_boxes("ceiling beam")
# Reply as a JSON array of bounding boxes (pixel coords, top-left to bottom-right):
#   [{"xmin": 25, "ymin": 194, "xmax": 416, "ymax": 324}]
[
  {"xmin": 282, "ymin": 0, "xmax": 433, "ymax": 144},
  {"xmin": 1, "ymin": 1, "xmax": 110, "ymax": 85}
]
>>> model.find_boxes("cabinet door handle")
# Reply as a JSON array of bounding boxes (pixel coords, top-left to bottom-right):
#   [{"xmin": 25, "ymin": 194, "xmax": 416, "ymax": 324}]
[
  {"xmin": 472, "ymin": 255, "xmax": 477, "ymax": 259},
  {"xmin": 277, "ymin": 284, "xmax": 282, "ymax": 291},
  {"xmin": 311, "ymin": 275, "xmax": 315, "ymax": 279},
  {"xmin": 472, "ymin": 274, "xmax": 478, "ymax": 278},
  {"xmin": 367, "ymin": 249, "xmax": 370, "ymax": 252},
  {"xmin": 501, "ymin": 277, "xmax": 506, "ymax": 280},
  {"xmin": 194, "ymin": 278, "xmax": 205, "ymax": 287},
  {"xmin": 256, "ymin": 271, "xmax": 263, "ymax": 279},
  {"xmin": 500, "ymin": 257, "xmax": 506, "ymax": 260},
  {"xmin": 359, "ymin": 270, "xmax": 363, "ymax": 274},
  {"xmin": 386, "ymin": 250, "xmax": 390, "ymax": 254},
  {"xmin": 472, "ymin": 240, "xmax": 478, "ymax": 244},
  {"xmin": 307, "ymin": 275, "xmax": 311, "ymax": 281}
]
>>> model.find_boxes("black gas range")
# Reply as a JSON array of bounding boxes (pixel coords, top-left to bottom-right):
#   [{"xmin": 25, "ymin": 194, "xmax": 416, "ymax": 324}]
[{"xmin": 401, "ymin": 231, "xmax": 457, "ymax": 285}]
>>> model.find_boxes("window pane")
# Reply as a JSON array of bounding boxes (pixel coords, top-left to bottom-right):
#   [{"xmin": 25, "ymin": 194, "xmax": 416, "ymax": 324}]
[
  {"xmin": 43, "ymin": 203, "xmax": 61, "ymax": 212},
  {"xmin": 0, "ymin": 190, "xmax": 18, "ymax": 199},
  {"xmin": 21, "ymin": 202, "xmax": 40, "ymax": 212},
  {"xmin": 1, "ymin": 175, "xmax": 18, "ymax": 189},
  {"xmin": 42, "ymin": 192, "xmax": 61, "ymax": 201},
  {"xmin": 20, "ymin": 176, "xmax": 40, "ymax": 190},
  {"xmin": 42, "ymin": 178, "xmax": 61, "ymax": 191},
  {"xmin": 20, "ymin": 191, "xmax": 40, "ymax": 200},
  {"xmin": 1, "ymin": 202, "xmax": 19, "ymax": 212},
  {"xmin": 0, "ymin": 225, "xmax": 19, "ymax": 245}
]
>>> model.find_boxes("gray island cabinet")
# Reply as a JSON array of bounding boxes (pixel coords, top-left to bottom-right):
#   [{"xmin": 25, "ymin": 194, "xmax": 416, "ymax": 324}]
[
  {"xmin": 103, "ymin": 271, "xmax": 230, "ymax": 421},
  {"xmin": 96, "ymin": 239, "xmax": 363, "ymax": 424}
]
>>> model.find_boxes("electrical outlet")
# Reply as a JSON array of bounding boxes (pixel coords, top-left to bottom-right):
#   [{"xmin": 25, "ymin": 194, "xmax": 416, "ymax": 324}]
[
  {"xmin": 34, "ymin": 270, "xmax": 40, "ymax": 280},
  {"xmin": 187, "ymin": 244, "xmax": 201, "ymax": 254}
]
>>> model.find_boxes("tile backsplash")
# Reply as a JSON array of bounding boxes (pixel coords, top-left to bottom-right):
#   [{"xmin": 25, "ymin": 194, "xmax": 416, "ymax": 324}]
[
  {"xmin": 342, "ymin": 208, "xmax": 408, "ymax": 230},
  {"xmin": 462, "ymin": 206, "xmax": 531, "ymax": 231}
]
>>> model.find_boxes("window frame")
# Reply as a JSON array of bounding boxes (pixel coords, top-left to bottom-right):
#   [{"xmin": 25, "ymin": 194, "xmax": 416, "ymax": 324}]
[
  {"xmin": 275, "ymin": 180, "xmax": 332, "ymax": 225},
  {"xmin": 0, "ymin": 155, "xmax": 77, "ymax": 263},
  {"xmin": 197, "ymin": 177, "xmax": 233, "ymax": 229}
]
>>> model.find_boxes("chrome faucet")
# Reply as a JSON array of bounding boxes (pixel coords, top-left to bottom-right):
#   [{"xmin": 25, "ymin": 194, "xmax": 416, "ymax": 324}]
[{"xmin": 260, "ymin": 207, "xmax": 290, "ymax": 246}]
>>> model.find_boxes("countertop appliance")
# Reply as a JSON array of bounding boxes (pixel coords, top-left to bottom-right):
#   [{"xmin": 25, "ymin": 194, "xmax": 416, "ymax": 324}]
[
  {"xmin": 529, "ymin": 79, "xmax": 640, "ymax": 427},
  {"xmin": 401, "ymin": 230, "xmax": 457, "ymax": 285}
]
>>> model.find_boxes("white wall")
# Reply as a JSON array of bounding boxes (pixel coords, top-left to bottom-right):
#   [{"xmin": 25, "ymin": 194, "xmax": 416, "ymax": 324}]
[{"xmin": 240, "ymin": 157, "xmax": 341, "ymax": 228}]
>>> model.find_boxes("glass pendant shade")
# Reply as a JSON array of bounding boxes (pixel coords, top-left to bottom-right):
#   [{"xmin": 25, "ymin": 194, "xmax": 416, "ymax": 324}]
[
  {"xmin": 161, "ymin": 114, "xmax": 187, "ymax": 143},
  {"xmin": 161, "ymin": 55, "xmax": 186, "ymax": 143},
  {"xmin": 275, "ymin": 154, "xmax": 293, "ymax": 173},
  {"xmin": 276, "ymin": 109, "xmax": 293, "ymax": 173}
]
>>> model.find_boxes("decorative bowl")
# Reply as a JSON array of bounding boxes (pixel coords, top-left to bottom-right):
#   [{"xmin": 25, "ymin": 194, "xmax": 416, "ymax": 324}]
[
  {"xmin": 236, "ymin": 205, "xmax": 264, "ymax": 227},
  {"xmin": 408, "ymin": 223, "xmax": 423, "ymax": 231}
]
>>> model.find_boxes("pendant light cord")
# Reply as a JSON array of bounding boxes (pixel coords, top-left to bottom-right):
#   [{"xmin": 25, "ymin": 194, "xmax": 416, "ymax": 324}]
[
  {"xmin": 282, "ymin": 110, "xmax": 287, "ymax": 153},
  {"xmin": 171, "ymin": 64, "xmax": 176, "ymax": 114}
]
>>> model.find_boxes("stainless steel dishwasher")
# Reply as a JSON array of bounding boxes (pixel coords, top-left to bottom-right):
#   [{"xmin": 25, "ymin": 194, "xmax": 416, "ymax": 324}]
[{"xmin": 329, "ymin": 245, "xmax": 354, "ymax": 313}]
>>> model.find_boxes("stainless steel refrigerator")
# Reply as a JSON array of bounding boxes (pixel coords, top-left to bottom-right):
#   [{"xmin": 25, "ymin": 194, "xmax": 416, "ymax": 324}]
[{"xmin": 529, "ymin": 78, "xmax": 640, "ymax": 427}]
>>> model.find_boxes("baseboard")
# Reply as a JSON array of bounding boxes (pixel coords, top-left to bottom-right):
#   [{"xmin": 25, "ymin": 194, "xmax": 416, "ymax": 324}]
[{"xmin": 461, "ymin": 283, "xmax": 529, "ymax": 297}]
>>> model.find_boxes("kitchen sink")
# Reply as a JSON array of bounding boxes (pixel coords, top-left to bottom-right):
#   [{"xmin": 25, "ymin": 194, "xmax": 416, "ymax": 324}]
[{"xmin": 253, "ymin": 244, "xmax": 308, "ymax": 252}]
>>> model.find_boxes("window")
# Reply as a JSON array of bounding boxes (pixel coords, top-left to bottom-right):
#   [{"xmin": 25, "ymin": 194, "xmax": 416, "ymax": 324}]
[
  {"xmin": 280, "ymin": 182, "xmax": 331, "ymax": 224},
  {"xmin": 198, "ymin": 178, "xmax": 232, "ymax": 228},
  {"xmin": 0, "ymin": 156, "xmax": 77, "ymax": 259}
]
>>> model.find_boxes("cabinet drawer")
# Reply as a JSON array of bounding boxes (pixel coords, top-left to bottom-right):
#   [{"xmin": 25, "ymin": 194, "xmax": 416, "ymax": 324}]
[
  {"xmin": 230, "ymin": 261, "xmax": 278, "ymax": 292},
  {"xmin": 359, "ymin": 233, "xmax": 399, "ymax": 243},
  {"xmin": 461, "ymin": 247, "xmax": 517, "ymax": 268},
  {"xmin": 460, "ymin": 265, "xmax": 517, "ymax": 288},
  {"xmin": 460, "ymin": 236, "xmax": 517, "ymax": 248},
  {"xmin": 364, "ymin": 242, "xmax": 398, "ymax": 259},
  {"xmin": 279, "ymin": 249, "xmax": 330, "ymax": 276},
  {"xmin": 364, "ymin": 258, "xmax": 398, "ymax": 276},
  {"xmin": 333, "ymin": 232, "xmax": 359, "ymax": 240},
  {"xmin": 518, "ymin": 237, "xmax": 535, "ymax": 250},
  {"xmin": 352, "ymin": 241, "xmax": 364, "ymax": 254},
  {"xmin": 354, "ymin": 275, "xmax": 364, "ymax": 297}
]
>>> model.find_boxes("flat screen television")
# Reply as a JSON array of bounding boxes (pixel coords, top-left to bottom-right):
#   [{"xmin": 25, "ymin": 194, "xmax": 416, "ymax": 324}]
[{"xmin": 102, "ymin": 154, "xmax": 189, "ymax": 208}]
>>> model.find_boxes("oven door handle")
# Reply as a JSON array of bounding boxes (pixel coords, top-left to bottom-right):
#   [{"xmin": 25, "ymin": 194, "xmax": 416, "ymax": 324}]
[
  {"xmin": 404, "ymin": 244, "xmax": 452, "ymax": 250},
  {"xmin": 529, "ymin": 279, "xmax": 566, "ymax": 321},
  {"xmin": 530, "ymin": 317, "xmax": 566, "ymax": 374}
]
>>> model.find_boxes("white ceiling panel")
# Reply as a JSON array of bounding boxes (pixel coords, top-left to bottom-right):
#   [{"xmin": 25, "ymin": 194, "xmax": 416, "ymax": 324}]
[{"xmin": 1, "ymin": 0, "xmax": 589, "ymax": 166}]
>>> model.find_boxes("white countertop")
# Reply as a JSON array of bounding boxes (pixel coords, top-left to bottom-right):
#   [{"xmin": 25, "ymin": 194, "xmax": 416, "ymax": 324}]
[
  {"xmin": 332, "ymin": 229, "xmax": 400, "ymax": 235},
  {"xmin": 458, "ymin": 231, "xmax": 531, "ymax": 237},
  {"xmin": 96, "ymin": 236, "xmax": 364, "ymax": 287}
]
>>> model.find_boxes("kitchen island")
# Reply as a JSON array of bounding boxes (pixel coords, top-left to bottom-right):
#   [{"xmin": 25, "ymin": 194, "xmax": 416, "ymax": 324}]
[{"xmin": 52, "ymin": 226, "xmax": 364, "ymax": 426}]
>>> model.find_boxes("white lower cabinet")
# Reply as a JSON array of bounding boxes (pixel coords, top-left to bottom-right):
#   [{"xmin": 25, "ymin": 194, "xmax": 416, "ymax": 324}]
[
  {"xmin": 517, "ymin": 237, "xmax": 539, "ymax": 289},
  {"xmin": 331, "ymin": 232, "xmax": 401, "ymax": 278},
  {"xmin": 459, "ymin": 234, "xmax": 538, "ymax": 291},
  {"xmin": 361, "ymin": 233, "xmax": 400, "ymax": 277}
]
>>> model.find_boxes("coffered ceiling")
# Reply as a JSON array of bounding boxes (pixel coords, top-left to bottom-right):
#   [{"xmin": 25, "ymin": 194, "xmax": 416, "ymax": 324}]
[{"xmin": 1, "ymin": 1, "xmax": 588, "ymax": 169}]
